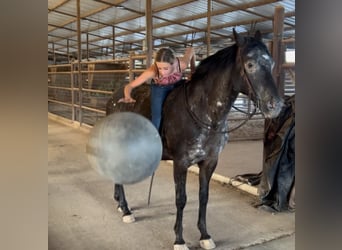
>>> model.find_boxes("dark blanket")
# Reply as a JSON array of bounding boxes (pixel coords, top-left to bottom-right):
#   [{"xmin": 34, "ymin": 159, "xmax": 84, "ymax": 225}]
[{"xmin": 257, "ymin": 94, "xmax": 295, "ymax": 212}]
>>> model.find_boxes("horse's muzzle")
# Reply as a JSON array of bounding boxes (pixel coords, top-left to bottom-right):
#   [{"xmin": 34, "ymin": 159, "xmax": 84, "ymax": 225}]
[{"xmin": 262, "ymin": 97, "xmax": 284, "ymax": 119}]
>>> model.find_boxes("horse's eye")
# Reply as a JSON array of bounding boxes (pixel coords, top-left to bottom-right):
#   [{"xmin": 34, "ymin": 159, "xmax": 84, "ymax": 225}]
[{"xmin": 247, "ymin": 62, "xmax": 254, "ymax": 69}]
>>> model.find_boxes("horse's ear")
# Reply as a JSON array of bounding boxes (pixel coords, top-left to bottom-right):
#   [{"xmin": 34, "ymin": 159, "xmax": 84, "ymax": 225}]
[
  {"xmin": 233, "ymin": 28, "xmax": 245, "ymax": 46},
  {"xmin": 254, "ymin": 30, "xmax": 262, "ymax": 41}
]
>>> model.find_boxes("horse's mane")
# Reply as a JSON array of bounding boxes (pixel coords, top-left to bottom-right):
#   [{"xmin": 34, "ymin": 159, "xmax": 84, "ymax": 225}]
[{"xmin": 190, "ymin": 44, "xmax": 238, "ymax": 82}]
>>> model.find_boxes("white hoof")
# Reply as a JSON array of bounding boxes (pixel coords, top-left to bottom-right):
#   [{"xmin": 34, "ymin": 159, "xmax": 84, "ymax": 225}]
[
  {"xmin": 117, "ymin": 206, "xmax": 131, "ymax": 213},
  {"xmin": 174, "ymin": 244, "xmax": 189, "ymax": 250},
  {"xmin": 200, "ymin": 238, "xmax": 216, "ymax": 249},
  {"xmin": 122, "ymin": 214, "xmax": 135, "ymax": 223}
]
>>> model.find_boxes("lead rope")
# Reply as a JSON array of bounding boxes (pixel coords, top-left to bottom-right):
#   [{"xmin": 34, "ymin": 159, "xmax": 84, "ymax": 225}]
[{"xmin": 147, "ymin": 172, "xmax": 154, "ymax": 206}]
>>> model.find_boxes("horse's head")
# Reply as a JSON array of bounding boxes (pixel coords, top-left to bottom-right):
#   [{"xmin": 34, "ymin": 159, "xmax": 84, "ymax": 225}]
[{"xmin": 233, "ymin": 29, "xmax": 284, "ymax": 118}]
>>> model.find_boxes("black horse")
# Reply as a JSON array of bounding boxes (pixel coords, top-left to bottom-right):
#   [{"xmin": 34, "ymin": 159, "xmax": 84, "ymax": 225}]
[{"xmin": 106, "ymin": 29, "xmax": 284, "ymax": 250}]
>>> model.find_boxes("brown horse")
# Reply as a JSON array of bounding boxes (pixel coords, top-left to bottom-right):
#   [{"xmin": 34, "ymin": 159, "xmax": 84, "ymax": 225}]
[{"xmin": 106, "ymin": 29, "xmax": 284, "ymax": 250}]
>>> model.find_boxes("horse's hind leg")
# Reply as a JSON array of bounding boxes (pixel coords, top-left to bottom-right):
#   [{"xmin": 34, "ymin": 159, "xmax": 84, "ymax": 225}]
[
  {"xmin": 197, "ymin": 159, "xmax": 218, "ymax": 249},
  {"xmin": 114, "ymin": 184, "xmax": 135, "ymax": 223},
  {"xmin": 173, "ymin": 164, "xmax": 189, "ymax": 250}
]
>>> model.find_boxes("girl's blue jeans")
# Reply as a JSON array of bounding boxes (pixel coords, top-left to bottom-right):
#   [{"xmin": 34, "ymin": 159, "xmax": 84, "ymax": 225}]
[{"xmin": 150, "ymin": 83, "xmax": 177, "ymax": 131}]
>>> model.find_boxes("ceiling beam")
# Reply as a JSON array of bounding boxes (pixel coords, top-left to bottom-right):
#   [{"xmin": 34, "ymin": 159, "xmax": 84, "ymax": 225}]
[{"xmin": 48, "ymin": 0, "xmax": 295, "ymax": 57}]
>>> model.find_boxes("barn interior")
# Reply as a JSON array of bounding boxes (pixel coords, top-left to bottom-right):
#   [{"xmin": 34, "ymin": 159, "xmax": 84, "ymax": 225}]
[
  {"xmin": 48, "ymin": 0, "xmax": 295, "ymax": 134},
  {"xmin": 48, "ymin": 1, "xmax": 295, "ymax": 249}
]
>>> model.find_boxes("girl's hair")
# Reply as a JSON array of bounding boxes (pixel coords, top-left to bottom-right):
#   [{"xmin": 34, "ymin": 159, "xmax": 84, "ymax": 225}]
[{"xmin": 155, "ymin": 48, "xmax": 175, "ymax": 64}]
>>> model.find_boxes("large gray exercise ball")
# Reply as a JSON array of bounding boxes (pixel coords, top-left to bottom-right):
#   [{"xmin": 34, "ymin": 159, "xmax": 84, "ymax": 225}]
[{"xmin": 86, "ymin": 112, "xmax": 162, "ymax": 184}]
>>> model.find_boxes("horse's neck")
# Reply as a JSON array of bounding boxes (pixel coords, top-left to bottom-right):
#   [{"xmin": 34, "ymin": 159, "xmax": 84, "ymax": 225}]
[{"xmin": 187, "ymin": 77, "xmax": 239, "ymax": 126}]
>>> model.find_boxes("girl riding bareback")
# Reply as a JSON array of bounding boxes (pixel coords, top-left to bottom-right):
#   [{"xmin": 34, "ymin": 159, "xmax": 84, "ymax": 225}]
[{"xmin": 119, "ymin": 47, "xmax": 195, "ymax": 131}]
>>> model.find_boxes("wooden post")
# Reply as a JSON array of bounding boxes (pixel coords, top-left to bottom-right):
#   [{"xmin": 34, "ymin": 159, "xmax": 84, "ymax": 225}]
[
  {"xmin": 145, "ymin": 0, "xmax": 153, "ymax": 68},
  {"xmin": 71, "ymin": 63, "xmax": 75, "ymax": 122},
  {"xmin": 76, "ymin": 0, "xmax": 83, "ymax": 124},
  {"xmin": 112, "ymin": 26, "xmax": 115, "ymax": 60},
  {"xmin": 67, "ymin": 39, "xmax": 70, "ymax": 63},
  {"xmin": 272, "ymin": 6, "xmax": 285, "ymax": 97},
  {"xmin": 52, "ymin": 42, "xmax": 56, "ymax": 64},
  {"xmin": 129, "ymin": 52, "xmax": 134, "ymax": 82},
  {"xmin": 206, "ymin": 0, "xmax": 211, "ymax": 57},
  {"xmin": 86, "ymin": 33, "xmax": 89, "ymax": 60}
]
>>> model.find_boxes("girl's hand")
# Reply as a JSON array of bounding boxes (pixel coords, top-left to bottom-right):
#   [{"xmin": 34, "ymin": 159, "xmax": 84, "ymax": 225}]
[
  {"xmin": 118, "ymin": 97, "xmax": 136, "ymax": 103},
  {"xmin": 118, "ymin": 84, "xmax": 136, "ymax": 103}
]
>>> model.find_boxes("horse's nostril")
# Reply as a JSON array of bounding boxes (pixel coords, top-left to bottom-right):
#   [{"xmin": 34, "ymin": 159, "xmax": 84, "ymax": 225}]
[{"xmin": 267, "ymin": 100, "xmax": 275, "ymax": 110}]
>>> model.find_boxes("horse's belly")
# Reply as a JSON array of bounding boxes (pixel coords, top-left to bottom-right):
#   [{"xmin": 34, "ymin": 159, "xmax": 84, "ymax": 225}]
[{"xmin": 166, "ymin": 133, "xmax": 227, "ymax": 166}]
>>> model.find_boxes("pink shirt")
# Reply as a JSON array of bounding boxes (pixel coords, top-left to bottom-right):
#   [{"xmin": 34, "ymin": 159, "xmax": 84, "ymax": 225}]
[{"xmin": 153, "ymin": 58, "xmax": 182, "ymax": 85}]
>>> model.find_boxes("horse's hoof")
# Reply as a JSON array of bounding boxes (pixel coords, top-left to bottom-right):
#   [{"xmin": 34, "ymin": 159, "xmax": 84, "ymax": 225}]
[
  {"xmin": 174, "ymin": 244, "xmax": 189, "ymax": 250},
  {"xmin": 117, "ymin": 206, "xmax": 135, "ymax": 223},
  {"xmin": 117, "ymin": 206, "xmax": 131, "ymax": 213},
  {"xmin": 200, "ymin": 238, "xmax": 216, "ymax": 249},
  {"xmin": 122, "ymin": 214, "xmax": 135, "ymax": 223}
]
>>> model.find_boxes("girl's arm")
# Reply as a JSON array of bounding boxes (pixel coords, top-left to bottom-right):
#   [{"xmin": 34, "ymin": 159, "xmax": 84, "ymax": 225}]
[
  {"xmin": 119, "ymin": 65, "xmax": 156, "ymax": 103},
  {"xmin": 179, "ymin": 47, "xmax": 195, "ymax": 71}
]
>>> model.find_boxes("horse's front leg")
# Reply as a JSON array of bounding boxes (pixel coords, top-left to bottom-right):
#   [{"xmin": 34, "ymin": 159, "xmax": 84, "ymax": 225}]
[
  {"xmin": 197, "ymin": 159, "xmax": 218, "ymax": 249},
  {"xmin": 173, "ymin": 164, "xmax": 189, "ymax": 250},
  {"xmin": 113, "ymin": 184, "xmax": 135, "ymax": 223}
]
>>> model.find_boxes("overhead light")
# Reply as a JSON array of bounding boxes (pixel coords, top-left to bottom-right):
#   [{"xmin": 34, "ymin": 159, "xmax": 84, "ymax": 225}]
[{"xmin": 116, "ymin": 5, "xmax": 124, "ymax": 9}]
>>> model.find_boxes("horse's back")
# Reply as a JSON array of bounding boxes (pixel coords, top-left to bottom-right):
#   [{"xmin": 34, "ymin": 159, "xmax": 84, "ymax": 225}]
[{"xmin": 106, "ymin": 84, "xmax": 151, "ymax": 119}]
